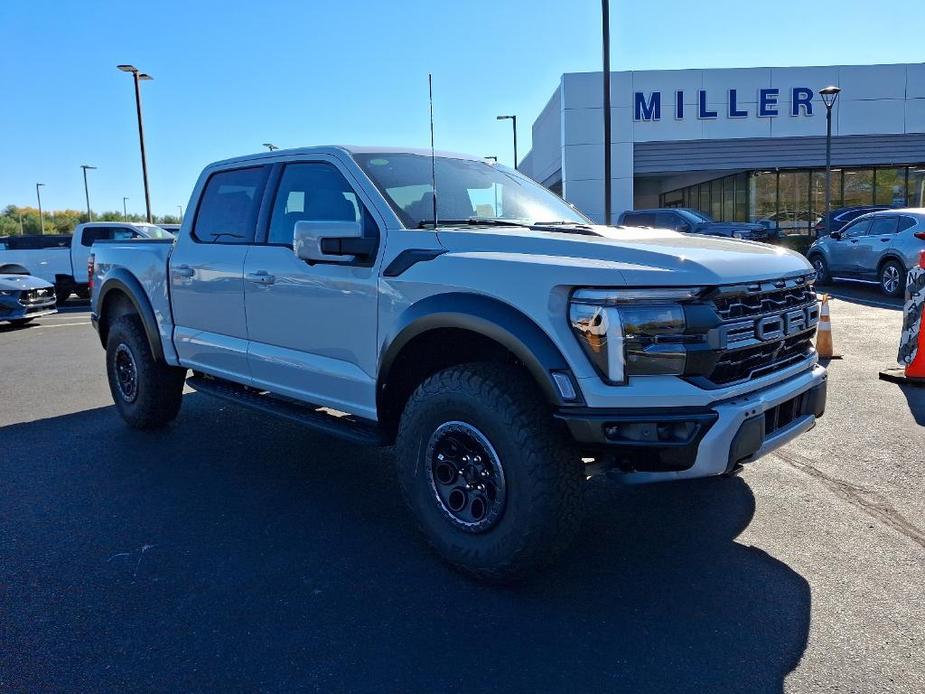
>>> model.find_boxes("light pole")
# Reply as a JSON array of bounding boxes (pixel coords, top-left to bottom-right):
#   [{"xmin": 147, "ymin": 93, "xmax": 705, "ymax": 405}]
[
  {"xmin": 263, "ymin": 143, "xmax": 278, "ymax": 151},
  {"xmin": 81, "ymin": 164, "xmax": 97, "ymax": 221},
  {"xmin": 35, "ymin": 183, "xmax": 45, "ymax": 234},
  {"xmin": 602, "ymin": 0, "xmax": 612, "ymax": 225},
  {"xmin": 123, "ymin": 197, "xmax": 129, "ymax": 221},
  {"xmin": 117, "ymin": 64, "xmax": 153, "ymax": 222},
  {"xmin": 496, "ymin": 115, "xmax": 518, "ymax": 170},
  {"xmin": 820, "ymin": 85, "xmax": 841, "ymax": 238},
  {"xmin": 177, "ymin": 204, "xmax": 183, "ymax": 222}
]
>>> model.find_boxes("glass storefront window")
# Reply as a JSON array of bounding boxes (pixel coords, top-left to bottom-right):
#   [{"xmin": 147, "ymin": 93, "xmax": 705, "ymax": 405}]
[
  {"xmin": 909, "ymin": 168, "xmax": 925, "ymax": 208},
  {"xmin": 875, "ymin": 168, "xmax": 907, "ymax": 206},
  {"xmin": 699, "ymin": 184, "xmax": 710, "ymax": 217},
  {"xmin": 723, "ymin": 176, "xmax": 734, "ymax": 221},
  {"xmin": 656, "ymin": 165, "xmax": 925, "ymax": 234},
  {"xmin": 734, "ymin": 173, "xmax": 748, "ymax": 221},
  {"xmin": 811, "ymin": 170, "xmax": 842, "ymax": 224},
  {"xmin": 843, "ymin": 169, "xmax": 874, "ymax": 208},
  {"xmin": 750, "ymin": 171, "xmax": 777, "ymax": 227},
  {"xmin": 710, "ymin": 179, "xmax": 723, "ymax": 220},
  {"xmin": 778, "ymin": 171, "xmax": 811, "ymax": 235}
]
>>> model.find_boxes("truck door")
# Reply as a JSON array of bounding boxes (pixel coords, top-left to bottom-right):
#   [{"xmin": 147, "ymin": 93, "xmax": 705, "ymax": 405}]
[
  {"xmin": 243, "ymin": 159, "xmax": 383, "ymax": 420},
  {"xmin": 169, "ymin": 165, "xmax": 269, "ymax": 382}
]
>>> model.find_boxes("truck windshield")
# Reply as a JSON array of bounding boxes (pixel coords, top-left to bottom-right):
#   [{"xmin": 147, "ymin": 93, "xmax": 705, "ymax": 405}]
[{"xmin": 354, "ymin": 153, "xmax": 590, "ymax": 230}]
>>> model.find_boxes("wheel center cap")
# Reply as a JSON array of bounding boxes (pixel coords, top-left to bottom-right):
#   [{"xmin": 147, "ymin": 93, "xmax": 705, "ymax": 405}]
[{"xmin": 462, "ymin": 465, "xmax": 480, "ymax": 485}]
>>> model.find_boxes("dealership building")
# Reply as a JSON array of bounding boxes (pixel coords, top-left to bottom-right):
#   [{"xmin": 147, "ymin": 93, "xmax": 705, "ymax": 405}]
[{"xmin": 519, "ymin": 63, "xmax": 925, "ymax": 232}]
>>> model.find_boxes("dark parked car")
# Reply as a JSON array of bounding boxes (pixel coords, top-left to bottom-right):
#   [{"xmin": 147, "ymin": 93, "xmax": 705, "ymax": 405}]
[
  {"xmin": 618, "ymin": 208, "xmax": 774, "ymax": 241},
  {"xmin": 813, "ymin": 206, "xmax": 890, "ymax": 236}
]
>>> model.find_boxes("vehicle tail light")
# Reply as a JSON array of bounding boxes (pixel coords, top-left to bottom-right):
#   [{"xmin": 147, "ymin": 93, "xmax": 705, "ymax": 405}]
[
  {"xmin": 914, "ymin": 232, "xmax": 925, "ymax": 241},
  {"xmin": 87, "ymin": 254, "xmax": 95, "ymax": 290}
]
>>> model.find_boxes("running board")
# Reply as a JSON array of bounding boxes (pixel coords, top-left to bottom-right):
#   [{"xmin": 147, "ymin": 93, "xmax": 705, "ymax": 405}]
[{"xmin": 186, "ymin": 375, "xmax": 386, "ymax": 447}]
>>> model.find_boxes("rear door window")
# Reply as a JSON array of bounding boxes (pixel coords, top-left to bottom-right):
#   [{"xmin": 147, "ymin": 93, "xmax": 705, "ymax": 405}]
[
  {"xmin": 80, "ymin": 226, "xmax": 138, "ymax": 246},
  {"xmin": 868, "ymin": 216, "xmax": 899, "ymax": 236},
  {"xmin": 622, "ymin": 212, "xmax": 656, "ymax": 227},
  {"xmin": 193, "ymin": 166, "xmax": 268, "ymax": 244}
]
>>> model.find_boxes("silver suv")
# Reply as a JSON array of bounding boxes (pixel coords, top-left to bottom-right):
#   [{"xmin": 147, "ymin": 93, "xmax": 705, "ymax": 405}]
[{"xmin": 807, "ymin": 209, "xmax": 925, "ymax": 296}]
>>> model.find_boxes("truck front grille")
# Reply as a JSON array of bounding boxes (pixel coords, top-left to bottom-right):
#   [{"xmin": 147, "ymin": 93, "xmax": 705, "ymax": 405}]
[
  {"xmin": 703, "ymin": 274, "xmax": 818, "ymax": 386},
  {"xmin": 18, "ymin": 287, "xmax": 56, "ymax": 307}
]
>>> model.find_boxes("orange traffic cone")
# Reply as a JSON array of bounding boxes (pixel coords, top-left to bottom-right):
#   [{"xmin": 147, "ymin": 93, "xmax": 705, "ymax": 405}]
[{"xmin": 815, "ymin": 294, "xmax": 837, "ymax": 359}]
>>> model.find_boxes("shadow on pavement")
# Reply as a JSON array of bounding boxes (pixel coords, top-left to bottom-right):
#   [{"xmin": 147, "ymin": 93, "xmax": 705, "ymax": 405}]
[
  {"xmin": 0, "ymin": 395, "xmax": 811, "ymax": 693},
  {"xmin": 823, "ymin": 282, "xmax": 902, "ymax": 311},
  {"xmin": 896, "ymin": 381, "xmax": 925, "ymax": 426}
]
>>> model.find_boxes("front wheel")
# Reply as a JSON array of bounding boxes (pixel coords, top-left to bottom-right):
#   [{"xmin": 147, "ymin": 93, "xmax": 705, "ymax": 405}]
[
  {"xmin": 810, "ymin": 254, "xmax": 831, "ymax": 285},
  {"xmin": 395, "ymin": 363, "xmax": 584, "ymax": 582},
  {"xmin": 880, "ymin": 260, "xmax": 905, "ymax": 298},
  {"xmin": 106, "ymin": 315, "xmax": 187, "ymax": 429}
]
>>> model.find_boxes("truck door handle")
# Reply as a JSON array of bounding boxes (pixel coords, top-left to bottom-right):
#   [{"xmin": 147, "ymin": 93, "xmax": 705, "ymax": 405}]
[
  {"xmin": 246, "ymin": 271, "xmax": 275, "ymax": 285},
  {"xmin": 173, "ymin": 264, "xmax": 195, "ymax": 278}
]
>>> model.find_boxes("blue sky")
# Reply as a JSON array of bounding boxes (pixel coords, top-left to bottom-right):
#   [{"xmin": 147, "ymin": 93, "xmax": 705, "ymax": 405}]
[{"xmin": 1, "ymin": 0, "xmax": 922, "ymax": 217}]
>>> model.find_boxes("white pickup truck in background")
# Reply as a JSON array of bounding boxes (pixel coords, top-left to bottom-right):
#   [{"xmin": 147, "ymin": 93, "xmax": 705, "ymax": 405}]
[{"xmin": 0, "ymin": 222, "xmax": 173, "ymax": 301}]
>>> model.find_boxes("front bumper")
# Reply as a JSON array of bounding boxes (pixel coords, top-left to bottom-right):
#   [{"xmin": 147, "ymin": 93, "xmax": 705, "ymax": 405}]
[
  {"xmin": 557, "ymin": 364, "xmax": 827, "ymax": 483},
  {"xmin": 0, "ymin": 293, "xmax": 58, "ymax": 322}
]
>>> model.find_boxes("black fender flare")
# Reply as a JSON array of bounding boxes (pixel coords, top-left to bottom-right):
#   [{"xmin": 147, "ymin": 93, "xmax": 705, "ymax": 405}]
[
  {"xmin": 378, "ymin": 292, "xmax": 581, "ymax": 407},
  {"xmin": 96, "ymin": 269, "xmax": 165, "ymax": 363}
]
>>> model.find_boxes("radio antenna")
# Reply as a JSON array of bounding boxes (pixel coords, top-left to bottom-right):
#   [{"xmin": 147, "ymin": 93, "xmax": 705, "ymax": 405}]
[{"xmin": 428, "ymin": 73, "xmax": 438, "ymax": 229}]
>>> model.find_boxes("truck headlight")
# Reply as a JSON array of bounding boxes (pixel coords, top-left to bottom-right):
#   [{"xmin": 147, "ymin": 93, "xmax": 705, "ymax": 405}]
[{"xmin": 568, "ymin": 287, "xmax": 705, "ymax": 385}]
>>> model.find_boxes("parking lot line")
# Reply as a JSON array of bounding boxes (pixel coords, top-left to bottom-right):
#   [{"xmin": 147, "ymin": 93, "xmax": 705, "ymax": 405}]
[{"xmin": 28, "ymin": 321, "xmax": 89, "ymax": 329}]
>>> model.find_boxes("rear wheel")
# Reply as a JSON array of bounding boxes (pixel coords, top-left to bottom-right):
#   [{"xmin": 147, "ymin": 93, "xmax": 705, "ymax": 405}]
[
  {"xmin": 395, "ymin": 363, "xmax": 584, "ymax": 582},
  {"xmin": 106, "ymin": 315, "xmax": 186, "ymax": 429},
  {"xmin": 880, "ymin": 260, "xmax": 905, "ymax": 297},
  {"xmin": 809, "ymin": 254, "xmax": 831, "ymax": 285},
  {"xmin": 74, "ymin": 286, "xmax": 90, "ymax": 300}
]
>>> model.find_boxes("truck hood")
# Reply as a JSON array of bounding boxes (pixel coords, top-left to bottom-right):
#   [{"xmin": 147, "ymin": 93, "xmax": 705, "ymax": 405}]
[
  {"xmin": 435, "ymin": 225, "xmax": 812, "ymax": 285},
  {"xmin": 0, "ymin": 273, "xmax": 54, "ymax": 290}
]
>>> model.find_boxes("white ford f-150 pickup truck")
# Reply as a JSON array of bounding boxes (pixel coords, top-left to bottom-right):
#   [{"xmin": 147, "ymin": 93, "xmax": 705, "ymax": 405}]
[
  {"xmin": 0, "ymin": 221, "xmax": 173, "ymax": 301},
  {"xmin": 89, "ymin": 146, "xmax": 827, "ymax": 580}
]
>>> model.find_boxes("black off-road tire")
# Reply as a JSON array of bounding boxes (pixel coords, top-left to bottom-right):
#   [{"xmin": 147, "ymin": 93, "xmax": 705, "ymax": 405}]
[
  {"xmin": 74, "ymin": 286, "xmax": 91, "ymax": 300},
  {"xmin": 106, "ymin": 315, "xmax": 186, "ymax": 430},
  {"xmin": 809, "ymin": 254, "xmax": 831, "ymax": 285},
  {"xmin": 395, "ymin": 363, "xmax": 584, "ymax": 582}
]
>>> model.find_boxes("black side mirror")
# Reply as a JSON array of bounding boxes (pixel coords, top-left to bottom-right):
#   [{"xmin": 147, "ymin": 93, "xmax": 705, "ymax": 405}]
[{"xmin": 829, "ymin": 231, "xmax": 842, "ymax": 240}]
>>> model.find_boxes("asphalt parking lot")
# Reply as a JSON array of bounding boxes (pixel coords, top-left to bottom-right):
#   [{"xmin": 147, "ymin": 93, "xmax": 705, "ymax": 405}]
[{"xmin": 2, "ymin": 286, "xmax": 924, "ymax": 693}]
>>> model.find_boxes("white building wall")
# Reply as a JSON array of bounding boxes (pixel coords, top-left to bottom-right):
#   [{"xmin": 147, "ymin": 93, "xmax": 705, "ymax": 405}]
[{"xmin": 524, "ymin": 63, "xmax": 925, "ymax": 223}]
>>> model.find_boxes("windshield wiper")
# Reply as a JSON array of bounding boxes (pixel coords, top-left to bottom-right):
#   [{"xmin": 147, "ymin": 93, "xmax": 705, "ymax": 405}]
[
  {"xmin": 530, "ymin": 221, "xmax": 601, "ymax": 236},
  {"xmin": 417, "ymin": 218, "xmax": 533, "ymax": 229}
]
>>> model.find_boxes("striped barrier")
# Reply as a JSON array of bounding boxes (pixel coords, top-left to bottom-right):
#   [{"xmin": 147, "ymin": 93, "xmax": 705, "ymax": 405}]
[{"xmin": 880, "ymin": 251, "xmax": 925, "ymax": 385}]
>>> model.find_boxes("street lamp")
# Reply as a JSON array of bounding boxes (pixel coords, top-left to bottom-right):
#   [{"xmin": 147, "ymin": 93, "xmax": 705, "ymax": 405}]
[
  {"xmin": 35, "ymin": 183, "xmax": 45, "ymax": 234},
  {"xmin": 122, "ymin": 197, "xmax": 129, "ymax": 221},
  {"xmin": 820, "ymin": 85, "xmax": 841, "ymax": 238},
  {"xmin": 496, "ymin": 115, "xmax": 518, "ymax": 170},
  {"xmin": 117, "ymin": 64, "xmax": 154, "ymax": 222},
  {"xmin": 602, "ymin": 0, "xmax": 612, "ymax": 225},
  {"xmin": 263, "ymin": 143, "xmax": 279, "ymax": 151},
  {"xmin": 80, "ymin": 164, "xmax": 97, "ymax": 221}
]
